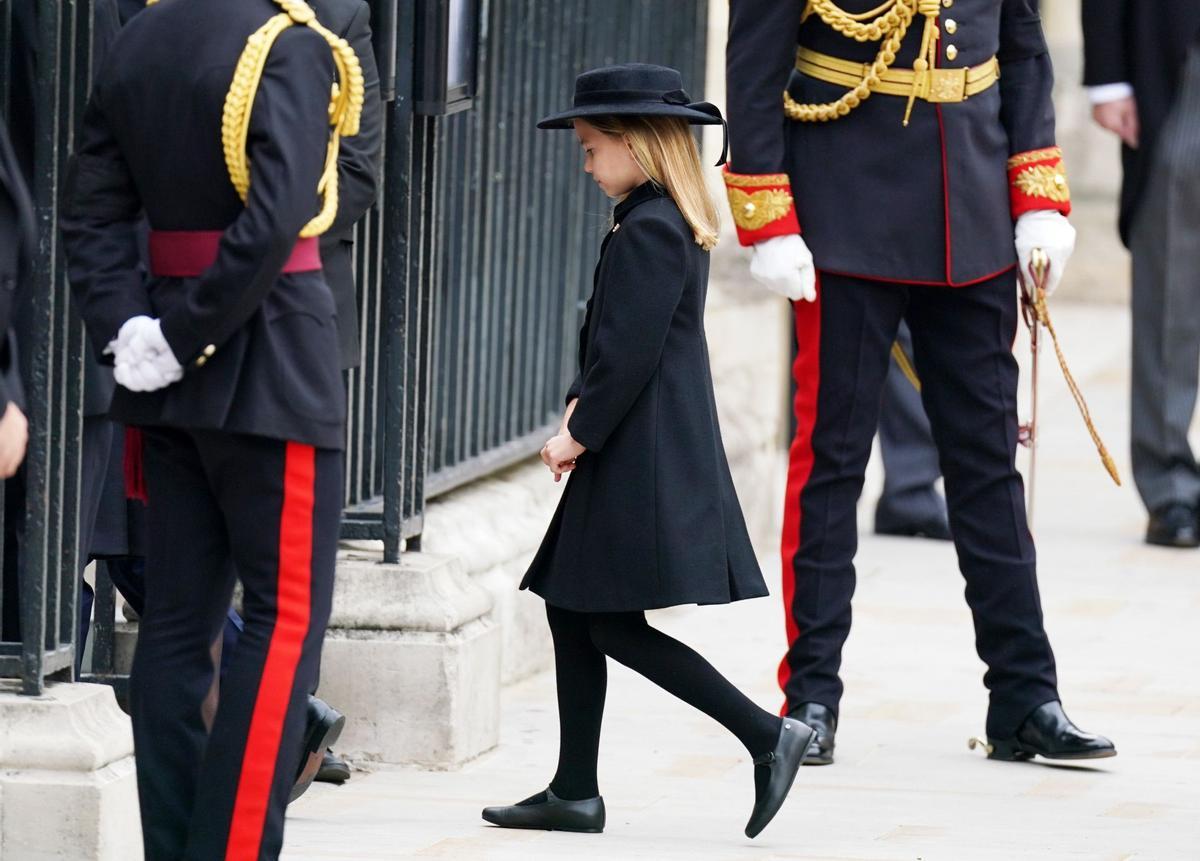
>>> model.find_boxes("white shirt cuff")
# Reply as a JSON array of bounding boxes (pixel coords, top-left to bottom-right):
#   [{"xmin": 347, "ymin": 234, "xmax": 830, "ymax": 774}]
[{"xmin": 1087, "ymin": 82, "xmax": 1134, "ymax": 105}]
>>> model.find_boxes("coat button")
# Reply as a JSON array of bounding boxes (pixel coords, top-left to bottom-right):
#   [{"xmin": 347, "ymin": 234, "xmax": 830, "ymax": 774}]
[
  {"xmin": 941, "ymin": 0, "xmax": 953, "ymax": 6},
  {"xmin": 194, "ymin": 344, "xmax": 216, "ymax": 368},
  {"xmin": 945, "ymin": 44, "xmax": 958, "ymax": 61},
  {"xmin": 1, "ymin": 276, "xmax": 14, "ymax": 292},
  {"xmin": 944, "ymin": 18, "xmax": 957, "ymax": 34}
]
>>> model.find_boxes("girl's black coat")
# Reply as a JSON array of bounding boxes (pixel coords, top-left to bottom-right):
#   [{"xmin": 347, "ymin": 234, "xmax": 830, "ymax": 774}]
[{"xmin": 521, "ymin": 183, "xmax": 767, "ymax": 612}]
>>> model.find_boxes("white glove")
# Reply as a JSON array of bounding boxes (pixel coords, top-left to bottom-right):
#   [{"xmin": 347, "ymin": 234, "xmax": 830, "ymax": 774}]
[
  {"xmin": 1014, "ymin": 211, "xmax": 1076, "ymax": 299},
  {"xmin": 113, "ymin": 316, "xmax": 184, "ymax": 393},
  {"xmin": 749, "ymin": 234, "xmax": 817, "ymax": 303}
]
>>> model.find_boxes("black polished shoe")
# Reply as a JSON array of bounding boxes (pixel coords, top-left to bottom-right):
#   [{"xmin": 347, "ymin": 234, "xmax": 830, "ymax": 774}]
[
  {"xmin": 1145, "ymin": 503, "xmax": 1200, "ymax": 548},
  {"xmin": 289, "ymin": 697, "xmax": 346, "ymax": 803},
  {"xmin": 482, "ymin": 788, "xmax": 605, "ymax": 833},
  {"xmin": 315, "ymin": 749, "xmax": 351, "ymax": 785},
  {"xmin": 874, "ymin": 496, "xmax": 952, "ymax": 541},
  {"xmin": 986, "ymin": 701, "xmax": 1116, "ymax": 762},
  {"xmin": 788, "ymin": 703, "xmax": 835, "ymax": 765},
  {"xmin": 745, "ymin": 717, "xmax": 816, "ymax": 839}
]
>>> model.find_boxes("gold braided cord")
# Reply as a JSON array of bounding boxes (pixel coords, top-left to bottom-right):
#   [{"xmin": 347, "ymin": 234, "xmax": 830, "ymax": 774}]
[
  {"xmin": 148, "ymin": 0, "xmax": 364, "ymax": 237},
  {"xmin": 1023, "ymin": 253, "xmax": 1121, "ymax": 487},
  {"xmin": 784, "ymin": 0, "xmax": 941, "ymax": 125},
  {"xmin": 222, "ymin": 0, "xmax": 364, "ymax": 237},
  {"xmin": 890, "ymin": 341, "xmax": 921, "ymax": 393}
]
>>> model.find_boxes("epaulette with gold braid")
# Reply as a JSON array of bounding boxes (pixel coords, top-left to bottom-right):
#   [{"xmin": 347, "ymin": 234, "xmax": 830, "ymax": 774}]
[{"xmin": 145, "ymin": 0, "xmax": 364, "ymax": 238}]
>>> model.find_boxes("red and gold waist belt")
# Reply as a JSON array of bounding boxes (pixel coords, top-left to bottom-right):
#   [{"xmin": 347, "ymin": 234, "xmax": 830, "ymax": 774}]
[{"xmin": 148, "ymin": 230, "xmax": 322, "ymax": 278}]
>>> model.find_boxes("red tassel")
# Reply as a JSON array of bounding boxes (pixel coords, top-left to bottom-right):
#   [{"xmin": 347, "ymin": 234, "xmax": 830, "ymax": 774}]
[{"xmin": 124, "ymin": 426, "xmax": 148, "ymax": 503}]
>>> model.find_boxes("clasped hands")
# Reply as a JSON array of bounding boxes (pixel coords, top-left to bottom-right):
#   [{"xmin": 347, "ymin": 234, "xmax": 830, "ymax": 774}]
[
  {"xmin": 109, "ymin": 315, "xmax": 184, "ymax": 393},
  {"xmin": 541, "ymin": 432, "xmax": 585, "ymax": 483},
  {"xmin": 542, "ymin": 399, "xmax": 586, "ymax": 483}
]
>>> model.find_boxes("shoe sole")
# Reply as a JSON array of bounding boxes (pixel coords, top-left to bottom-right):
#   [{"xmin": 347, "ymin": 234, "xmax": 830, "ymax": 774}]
[
  {"xmin": 745, "ymin": 723, "xmax": 817, "ymax": 839},
  {"xmin": 289, "ymin": 713, "xmax": 347, "ymax": 803},
  {"xmin": 1145, "ymin": 535, "xmax": 1200, "ymax": 548},
  {"xmin": 481, "ymin": 819, "xmax": 603, "ymax": 834},
  {"xmin": 481, "ymin": 811, "xmax": 603, "ymax": 833},
  {"xmin": 986, "ymin": 737, "xmax": 1117, "ymax": 762},
  {"xmin": 315, "ymin": 766, "xmax": 352, "ymax": 785}
]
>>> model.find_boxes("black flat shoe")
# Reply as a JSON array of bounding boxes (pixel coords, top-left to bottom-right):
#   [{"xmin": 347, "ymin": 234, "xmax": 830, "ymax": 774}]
[
  {"xmin": 315, "ymin": 749, "xmax": 351, "ymax": 785},
  {"xmin": 745, "ymin": 717, "xmax": 815, "ymax": 839},
  {"xmin": 874, "ymin": 497, "xmax": 952, "ymax": 541},
  {"xmin": 1145, "ymin": 503, "xmax": 1200, "ymax": 548},
  {"xmin": 789, "ymin": 702, "xmax": 835, "ymax": 765},
  {"xmin": 482, "ymin": 788, "xmax": 605, "ymax": 833},
  {"xmin": 984, "ymin": 701, "xmax": 1116, "ymax": 762},
  {"xmin": 289, "ymin": 697, "xmax": 346, "ymax": 803}
]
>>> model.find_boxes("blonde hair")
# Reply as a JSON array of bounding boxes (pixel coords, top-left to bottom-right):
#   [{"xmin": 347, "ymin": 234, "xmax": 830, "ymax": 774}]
[{"xmin": 586, "ymin": 115, "xmax": 720, "ymax": 251}]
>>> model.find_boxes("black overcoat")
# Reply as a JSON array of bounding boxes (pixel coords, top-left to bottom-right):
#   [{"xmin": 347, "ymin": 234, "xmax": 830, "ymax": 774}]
[
  {"xmin": 1082, "ymin": 0, "xmax": 1200, "ymax": 245},
  {"xmin": 520, "ymin": 183, "xmax": 767, "ymax": 612}
]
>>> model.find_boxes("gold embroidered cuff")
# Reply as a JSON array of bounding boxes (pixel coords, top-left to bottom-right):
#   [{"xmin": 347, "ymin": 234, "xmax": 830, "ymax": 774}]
[
  {"xmin": 722, "ymin": 169, "xmax": 800, "ymax": 246},
  {"xmin": 1008, "ymin": 147, "xmax": 1071, "ymax": 218}
]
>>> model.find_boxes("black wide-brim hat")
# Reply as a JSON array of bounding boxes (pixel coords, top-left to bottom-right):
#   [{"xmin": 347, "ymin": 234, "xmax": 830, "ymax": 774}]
[{"xmin": 538, "ymin": 63, "xmax": 727, "ymax": 165}]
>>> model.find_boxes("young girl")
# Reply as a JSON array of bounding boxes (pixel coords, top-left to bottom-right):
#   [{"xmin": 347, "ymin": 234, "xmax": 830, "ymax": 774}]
[{"xmin": 481, "ymin": 64, "xmax": 815, "ymax": 840}]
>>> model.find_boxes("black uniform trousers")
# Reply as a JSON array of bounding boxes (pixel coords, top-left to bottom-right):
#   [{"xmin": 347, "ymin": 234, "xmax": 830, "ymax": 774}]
[
  {"xmin": 133, "ymin": 427, "xmax": 341, "ymax": 861},
  {"xmin": 779, "ymin": 270, "xmax": 1059, "ymax": 738}
]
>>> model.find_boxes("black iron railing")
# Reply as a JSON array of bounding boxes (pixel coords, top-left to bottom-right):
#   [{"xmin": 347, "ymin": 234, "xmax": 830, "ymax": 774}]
[
  {"xmin": 0, "ymin": 0, "xmax": 92, "ymax": 694},
  {"xmin": 0, "ymin": 0, "xmax": 710, "ymax": 693},
  {"xmin": 341, "ymin": 0, "xmax": 710, "ymax": 559}
]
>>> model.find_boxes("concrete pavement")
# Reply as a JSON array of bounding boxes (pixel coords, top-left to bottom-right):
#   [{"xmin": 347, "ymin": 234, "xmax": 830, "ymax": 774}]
[{"xmin": 284, "ymin": 301, "xmax": 1199, "ymax": 861}]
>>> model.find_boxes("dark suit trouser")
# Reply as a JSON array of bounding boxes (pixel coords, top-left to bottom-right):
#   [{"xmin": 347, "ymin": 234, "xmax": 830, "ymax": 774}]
[
  {"xmin": 132, "ymin": 427, "xmax": 341, "ymax": 861},
  {"xmin": 878, "ymin": 321, "xmax": 942, "ymax": 518},
  {"xmin": 1129, "ymin": 46, "xmax": 1200, "ymax": 513},
  {"xmin": 778, "ymin": 271, "xmax": 1059, "ymax": 737},
  {"xmin": 76, "ymin": 415, "xmax": 114, "ymax": 675}
]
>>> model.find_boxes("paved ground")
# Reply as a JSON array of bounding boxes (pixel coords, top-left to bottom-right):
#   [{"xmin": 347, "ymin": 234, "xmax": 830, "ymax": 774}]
[{"xmin": 284, "ymin": 302, "xmax": 1199, "ymax": 861}]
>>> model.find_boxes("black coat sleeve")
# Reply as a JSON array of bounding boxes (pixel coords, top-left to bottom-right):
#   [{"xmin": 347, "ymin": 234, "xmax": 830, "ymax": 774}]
[
  {"xmin": 997, "ymin": 0, "xmax": 1058, "ymax": 156},
  {"xmin": 1080, "ymin": 0, "xmax": 1130, "ymax": 87},
  {"xmin": 60, "ymin": 83, "xmax": 153, "ymax": 363},
  {"xmin": 154, "ymin": 27, "xmax": 335, "ymax": 365},
  {"xmin": 323, "ymin": 1, "xmax": 382, "ymax": 242},
  {"xmin": 567, "ymin": 216, "xmax": 687, "ymax": 453},
  {"xmin": 565, "ymin": 371, "xmax": 582, "ymax": 406},
  {"xmin": 725, "ymin": 0, "xmax": 805, "ymax": 174}
]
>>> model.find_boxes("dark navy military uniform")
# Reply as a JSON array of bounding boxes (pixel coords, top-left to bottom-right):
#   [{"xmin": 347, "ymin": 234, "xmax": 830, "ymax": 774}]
[
  {"xmin": 726, "ymin": 0, "xmax": 1072, "ymax": 740},
  {"xmin": 61, "ymin": 0, "xmax": 346, "ymax": 857}
]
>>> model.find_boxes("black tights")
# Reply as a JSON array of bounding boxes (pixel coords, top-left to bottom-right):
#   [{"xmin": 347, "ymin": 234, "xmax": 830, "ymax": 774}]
[{"xmin": 543, "ymin": 604, "xmax": 780, "ymax": 801}]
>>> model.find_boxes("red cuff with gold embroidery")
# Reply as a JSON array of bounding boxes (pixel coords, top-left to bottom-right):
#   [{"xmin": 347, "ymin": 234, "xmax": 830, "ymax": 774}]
[
  {"xmin": 722, "ymin": 168, "xmax": 800, "ymax": 246},
  {"xmin": 1007, "ymin": 146, "xmax": 1072, "ymax": 219}
]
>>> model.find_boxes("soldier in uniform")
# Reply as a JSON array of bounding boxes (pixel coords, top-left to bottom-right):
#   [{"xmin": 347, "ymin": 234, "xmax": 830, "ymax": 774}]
[
  {"xmin": 60, "ymin": 0, "xmax": 362, "ymax": 857},
  {"xmin": 725, "ymin": 0, "xmax": 1116, "ymax": 764}
]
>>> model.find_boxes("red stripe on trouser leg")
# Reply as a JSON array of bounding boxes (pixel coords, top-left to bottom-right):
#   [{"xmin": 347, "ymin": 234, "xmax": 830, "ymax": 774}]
[
  {"xmin": 226, "ymin": 442, "xmax": 316, "ymax": 860},
  {"xmin": 777, "ymin": 285, "xmax": 822, "ymax": 711}
]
